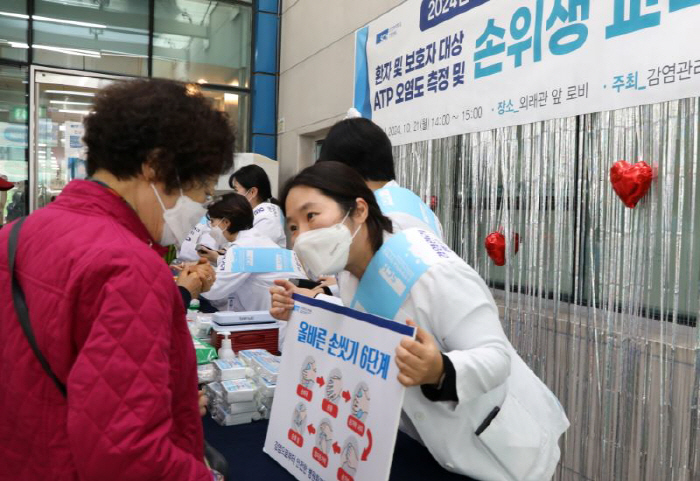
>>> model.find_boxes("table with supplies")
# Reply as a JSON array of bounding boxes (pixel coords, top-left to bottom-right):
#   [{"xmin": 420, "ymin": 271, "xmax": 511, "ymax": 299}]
[{"xmin": 202, "ymin": 416, "xmax": 474, "ymax": 481}]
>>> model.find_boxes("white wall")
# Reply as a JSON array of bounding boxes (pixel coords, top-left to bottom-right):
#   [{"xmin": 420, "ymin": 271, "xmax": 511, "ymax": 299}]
[{"xmin": 277, "ymin": 0, "xmax": 404, "ymax": 185}]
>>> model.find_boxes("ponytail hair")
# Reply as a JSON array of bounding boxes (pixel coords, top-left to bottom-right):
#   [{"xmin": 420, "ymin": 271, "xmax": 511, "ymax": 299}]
[{"xmin": 229, "ymin": 164, "xmax": 279, "ymax": 205}]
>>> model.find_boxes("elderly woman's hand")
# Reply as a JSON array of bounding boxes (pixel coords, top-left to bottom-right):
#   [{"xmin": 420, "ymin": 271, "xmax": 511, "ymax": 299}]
[
  {"xmin": 193, "ymin": 259, "xmax": 216, "ymax": 293},
  {"xmin": 198, "ymin": 390, "xmax": 208, "ymax": 417},
  {"xmin": 176, "ymin": 266, "xmax": 203, "ymax": 298}
]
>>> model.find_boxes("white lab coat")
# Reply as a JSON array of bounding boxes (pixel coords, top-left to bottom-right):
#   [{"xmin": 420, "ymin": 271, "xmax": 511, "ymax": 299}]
[
  {"xmin": 179, "ymin": 221, "xmax": 217, "ymax": 262},
  {"xmin": 337, "ymin": 230, "xmax": 569, "ymax": 481},
  {"xmin": 321, "ymin": 182, "xmax": 446, "ymax": 305},
  {"xmin": 238, "ymin": 202, "xmax": 287, "ymax": 248},
  {"xmin": 201, "ymin": 232, "xmax": 305, "ymax": 349},
  {"xmin": 202, "ymin": 232, "xmax": 293, "ymax": 311},
  {"xmin": 380, "ymin": 180, "xmax": 444, "ymax": 241}
]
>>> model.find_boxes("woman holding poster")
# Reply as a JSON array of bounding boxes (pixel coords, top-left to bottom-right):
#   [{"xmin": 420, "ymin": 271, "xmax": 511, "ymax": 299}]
[{"xmin": 270, "ymin": 161, "xmax": 569, "ymax": 481}]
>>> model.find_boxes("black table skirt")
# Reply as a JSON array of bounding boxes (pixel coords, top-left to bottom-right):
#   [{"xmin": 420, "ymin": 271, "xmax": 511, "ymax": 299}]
[{"xmin": 203, "ymin": 416, "xmax": 476, "ymax": 481}]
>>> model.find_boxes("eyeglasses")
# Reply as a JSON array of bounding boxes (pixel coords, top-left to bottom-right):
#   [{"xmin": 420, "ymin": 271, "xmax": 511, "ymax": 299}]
[{"xmin": 206, "ymin": 216, "xmax": 221, "ymax": 228}]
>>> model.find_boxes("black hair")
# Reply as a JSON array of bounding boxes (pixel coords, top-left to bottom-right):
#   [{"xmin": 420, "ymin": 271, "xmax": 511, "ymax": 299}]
[
  {"xmin": 84, "ymin": 78, "xmax": 235, "ymax": 193},
  {"xmin": 317, "ymin": 118, "xmax": 395, "ymax": 182},
  {"xmin": 280, "ymin": 161, "xmax": 393, "ymax": 253},
  {"xmin": 229, "ymin": 164, "xmax": 279, "ymax": 205},
  {"xmin": 207, "ymin": 193, "xmax": 254, "ymax": 234}
]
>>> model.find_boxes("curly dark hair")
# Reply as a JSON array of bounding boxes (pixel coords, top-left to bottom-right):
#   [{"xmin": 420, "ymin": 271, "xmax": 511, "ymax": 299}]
[{"xmin": 84, "ymin": 78, "xmax": 235, "ymax": 193}]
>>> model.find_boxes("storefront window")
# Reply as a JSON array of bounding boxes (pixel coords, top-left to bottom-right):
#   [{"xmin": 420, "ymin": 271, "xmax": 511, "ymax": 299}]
[
  {"xmin": 32, "ymin": 0, "xmax": 149, "ymax": 76},
  {"xmin": 0, "ymin": 1, "xmax": 29, "ymax": 62},
  {"xmin": 153, "ymin": 0, "xmax": 251, "ymax": 87},
  {"xmin": 200, "ymin": 86, "xmax": 250, "ymax": 152},
  {"xmin": 0, "ymin": 65, "xmax": 29, "ymax": 226},
  {"xmin": 0, "ymin": 0, "xmax": 255, "ymax": 216}
]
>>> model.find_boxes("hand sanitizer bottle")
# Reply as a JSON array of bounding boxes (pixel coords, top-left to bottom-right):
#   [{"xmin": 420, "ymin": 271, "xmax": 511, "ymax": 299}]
[{"xmin": 218, "ymin": 335, "xmax": 235, "ymax": 361}]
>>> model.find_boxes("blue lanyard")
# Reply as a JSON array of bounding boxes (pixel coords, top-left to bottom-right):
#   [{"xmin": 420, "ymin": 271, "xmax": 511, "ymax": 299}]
[
  {"xmin": 374, "ymin": 186, "xmax": 440, "ymax": 236},
  {"xmin": 350, "ymin": 231, "xmax": 431, "ymax": 320}
]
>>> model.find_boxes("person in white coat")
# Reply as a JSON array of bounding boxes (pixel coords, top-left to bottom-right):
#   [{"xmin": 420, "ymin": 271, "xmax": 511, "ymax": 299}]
[
  {"xmin": 317, "ymin": 114, "xmax": 443, "ymax": 240},
  {"xmin": 178, "ymin": 216, "xmax": 219, "ymax": 262},
  {"xmin": 230, "ymin": 164, "xmax": 287, "ymax": 247},
  {"xmin": 269, "ymin": 162, "xmax": 569, "ymax": 481},
  {"xmin": 199, "ymin": 193, "xmax": 294, "ymax": 312}
]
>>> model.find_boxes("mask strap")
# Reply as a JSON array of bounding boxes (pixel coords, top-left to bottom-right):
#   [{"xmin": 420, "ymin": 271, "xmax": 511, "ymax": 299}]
[
  {"xmin": 151, "ymin": 183, "xmax": 167, "ymax": 212},
  {"xmin": 341, "ymin": 210, "xmax": 362, "ymax": 239}
]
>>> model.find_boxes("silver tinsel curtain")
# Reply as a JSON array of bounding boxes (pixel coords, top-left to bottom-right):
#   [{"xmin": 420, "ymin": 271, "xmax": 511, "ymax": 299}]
[{"xmin": 393, "ymin": 98, "xmax": 700, "ymax": 481}]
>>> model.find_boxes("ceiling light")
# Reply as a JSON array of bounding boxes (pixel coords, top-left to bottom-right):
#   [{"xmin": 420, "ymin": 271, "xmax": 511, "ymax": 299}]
[
  {"xmin": 49, "ymin": 100, "xmax": 92, "ymax": 106},
  {"xmin": 33, "ymin": 15, "xmax": 107, "ymax": 29},
  {"xmin": 45, "ymin": 90, "xmax": 95, "ymax": 97},
  {"xmin": 34, "ymin": 44, "xmax": 101, "ymax": 58},
  {"xmin": 0, "ymin": 11, "xmax": 29, "ymax": 20},
  {"xmin": 59, "ymin": 109, "xmax": 90, "ymax": 115},
  {"xmin": 101, "ymin": 50, "xmax": 148, "ymax": 59}
]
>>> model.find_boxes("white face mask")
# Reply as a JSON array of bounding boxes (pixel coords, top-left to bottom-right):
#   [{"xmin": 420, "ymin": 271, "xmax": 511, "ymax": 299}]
[
  {"xmin": 241, "ymin": 188, "xmax": 253, "ymax": 203},
  {"xmin": 293, "ymin": 212, "xmax": 361, "ymax": 281},
  {"xmin": 152, "ymin": 184, "xmax": 207, "ymax": 246},
  {"xmin": 209, "ymin": 223, "xmax": 228, "ymax": 247}
]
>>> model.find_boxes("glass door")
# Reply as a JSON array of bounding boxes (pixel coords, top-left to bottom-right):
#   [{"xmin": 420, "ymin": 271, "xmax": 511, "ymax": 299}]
[{"xmin": 29, "ymin": 66, "xmax": 128, "ymax": 211}]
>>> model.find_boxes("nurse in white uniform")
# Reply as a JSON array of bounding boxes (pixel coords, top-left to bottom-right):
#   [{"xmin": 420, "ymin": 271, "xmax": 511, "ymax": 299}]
[
  {"xmin": 270, "ymin": 162, "xmax": 569, "ymax": 481},
  {"xmin": 178, "ymin": 216, "xmax": 218, "ymax": 262},
  {"xmin": 200, "ymin": 193, "xmax": 300, "ymax": 312},
  {"xmin": 230, "ymin": 164, "xmax": 287, "ymax": 247}
]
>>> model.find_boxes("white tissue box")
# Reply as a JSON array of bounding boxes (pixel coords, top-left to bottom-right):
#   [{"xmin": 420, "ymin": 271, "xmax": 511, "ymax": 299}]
[
  {"xmin": 197, "ymin": 363, "xmax": 216, "ymax": 384},
  {"xmin": 212, "ymin": 406, "xmax": 261, "ymax": 426},
  {"xmin": 215, "ymin": 399, "xmax": 258, "ymax": 415},
  {"xmin": 238, "ymin": 349, "xmax": 272, "ymax": 366},
  {"xmin": 254, "ymin": 374, "xmax": 276, "ymax": 397},
  {"xmin": 213, "ymin": 358, "xmax": 247, "ymax": 381},
  {"xmin": 253, "ymin": 356, "xmax": 280, "ymax": 382},
  {"xmin": 220, "ymin": 379, "xmax": 257, "ymax": 403}
]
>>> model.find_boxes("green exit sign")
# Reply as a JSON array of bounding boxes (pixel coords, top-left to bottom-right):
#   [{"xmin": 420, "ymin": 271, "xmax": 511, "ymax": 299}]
[{"xmin": 10, "ymin": 106, "xmax": 27, "ymax": 123}]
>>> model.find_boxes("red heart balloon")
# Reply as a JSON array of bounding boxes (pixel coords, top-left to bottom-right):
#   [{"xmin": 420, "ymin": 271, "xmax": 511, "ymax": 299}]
[
  {"xmin": 485, "ymin": 232, "xmax": 520, "ymax": 266},
  {"xmin": 610, "ymin": 160, "xmax": 653, "ymax": 208}
]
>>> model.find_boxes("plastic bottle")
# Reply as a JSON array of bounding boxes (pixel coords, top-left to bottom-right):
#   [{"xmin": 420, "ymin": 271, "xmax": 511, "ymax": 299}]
[
  {"xmin": 187, "ymin": 298, "xmax": 200, "ymax": 322},
  {"xmin": 170, "ymin": 258, "xmax": 184, "ymax": 276},
  {"xmin": 218, "ymin": 335, "xmax": 235, "ymax": 361}
]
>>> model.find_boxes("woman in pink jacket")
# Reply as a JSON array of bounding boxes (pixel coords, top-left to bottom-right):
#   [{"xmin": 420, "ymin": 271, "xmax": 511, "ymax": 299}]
[{"xmin": 0, "ymin": 79, "xmax": 234, "ymax": 480}]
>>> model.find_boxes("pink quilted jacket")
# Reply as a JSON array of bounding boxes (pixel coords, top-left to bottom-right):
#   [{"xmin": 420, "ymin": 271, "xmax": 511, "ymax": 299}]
[{"xmin": 0, "ymin": 180, "xmax": 211, "ymax": 480}]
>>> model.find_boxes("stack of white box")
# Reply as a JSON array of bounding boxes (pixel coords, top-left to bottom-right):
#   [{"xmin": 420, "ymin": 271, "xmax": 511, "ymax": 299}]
[
  {"xmin": 203, "ymin": 351, "xmax": 280, "ymax": 425},
  {"xmin": 207, "ymin": 358, "xmax": 260, "ymax": 426},
  {"xmin": 238, "ymin": 349, "xmax": 279, "ymax": 420}
]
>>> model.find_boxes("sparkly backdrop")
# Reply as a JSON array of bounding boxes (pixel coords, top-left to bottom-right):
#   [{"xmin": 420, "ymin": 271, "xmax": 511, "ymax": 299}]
[{"xmin": 393, "ymin": 98, "xmax": 700, "ymax": 480}]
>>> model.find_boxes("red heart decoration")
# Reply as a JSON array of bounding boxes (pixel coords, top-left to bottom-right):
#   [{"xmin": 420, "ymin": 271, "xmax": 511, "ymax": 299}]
[
  {"xmin": 610, "ymin": 160, "xmax": 653, "ymax": 208},
  {"xmin": 485, "ymin": 232, "xmax": 520, "ymax": 266}
]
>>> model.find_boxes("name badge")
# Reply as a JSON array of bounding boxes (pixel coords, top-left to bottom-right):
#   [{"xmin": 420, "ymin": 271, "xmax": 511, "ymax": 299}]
[
  {"xmin": 228, "ymin": 247, "xmax": 303, "ymax": 274},
  {"xmin": 350, "ymin": 231, "xmax": 430, "ymax": 320}
]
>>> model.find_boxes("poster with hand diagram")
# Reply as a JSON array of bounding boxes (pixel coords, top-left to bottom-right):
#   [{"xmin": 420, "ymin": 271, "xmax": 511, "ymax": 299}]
[{"xmin": 264, "ymin": 294, "xmax": 414, "ymax": 481}]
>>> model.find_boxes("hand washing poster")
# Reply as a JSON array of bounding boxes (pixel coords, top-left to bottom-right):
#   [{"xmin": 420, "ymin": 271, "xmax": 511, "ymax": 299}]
[{"xmin": 264, "ymin": 294, "xmax": 415, "ymax": 481}]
